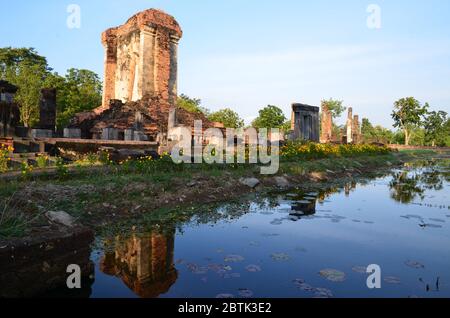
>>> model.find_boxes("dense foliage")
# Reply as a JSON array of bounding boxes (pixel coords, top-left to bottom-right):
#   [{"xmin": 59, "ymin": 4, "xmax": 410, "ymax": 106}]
[
  {"xmin": 281, "ymin": 141, "xmax": 391, "ymax": 161},
  {"xmin": 0, "ymin": 47, "xmax": 102, "ymax": 128}
]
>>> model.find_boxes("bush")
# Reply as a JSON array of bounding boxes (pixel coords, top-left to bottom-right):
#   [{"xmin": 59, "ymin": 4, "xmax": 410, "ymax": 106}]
[
  {"xmin": 0, "ymin": 144, "xmax": 13, "ymax": 173},
  {"xmin": 281, "ymin": 142, "xmax": 391, "ymax": 161}
]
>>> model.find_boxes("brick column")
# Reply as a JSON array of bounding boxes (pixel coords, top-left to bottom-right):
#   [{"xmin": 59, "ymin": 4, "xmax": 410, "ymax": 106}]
[{"xmin": 168, "ymin": 34, "xmax": 180, "ymax": 106}]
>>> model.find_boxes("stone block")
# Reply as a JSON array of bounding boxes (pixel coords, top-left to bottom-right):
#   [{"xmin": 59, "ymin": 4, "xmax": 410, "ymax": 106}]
[
  {"xmin": 134, "ymin": 131, "xmax": 149, "ymax": 141},
  {"xmin": 63, "ymin": 128, "xmax": 82, "ymax": 139},
  {"xmin": 102, "ymin": 128, "xmax": 119, "ymax": 140},
  {"xmin": 124, "ymin": 129, "xmax": 135, "ymax": 141},
  {"xmin": 31, "ymin": 129, "xmax": 53, "ymax": 138}
]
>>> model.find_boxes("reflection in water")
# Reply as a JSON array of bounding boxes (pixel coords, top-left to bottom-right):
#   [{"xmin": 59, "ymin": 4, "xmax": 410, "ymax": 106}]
[
  {"xmin": 389, "ymin": 162, "xmax": 447, "ymax": 204},
  {"xmin": 100, "ymin": 229, "xmax": 177, "ymax": 298}
]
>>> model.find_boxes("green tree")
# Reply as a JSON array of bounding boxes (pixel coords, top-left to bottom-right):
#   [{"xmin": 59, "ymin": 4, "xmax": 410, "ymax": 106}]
[
  {"xmin": 423, "ymin": 110, "xmax": 448, "ymax": 147},
  {"xmin": 177, "ymin": 94, "xmax": 209, "ymax": 115},
  {"xmin": 391, "ymin": 97, "xmax": 428, "ymax": 146},
  {"xmin": 321, "ymin": 98, "xmax": 346, "ymax": 119},
  {"xmin": 55, "ymin": 68, "xmax": 102, "ymax": 127},
  {"xmin": 252, "ymin": 105, "xmax": 286, "ymax": 129},
  {"xmin": 1, "ymin": 47, "xmax": 103, "ymax": 128},
  {"xmin": 1, "ymin": 47, "xmax": 50, "ymax": 127},
  {"xmin": 0, "ymin": 47, "xmax": 49, "ymax": 76},
  {"xmin": 361, "ymin": 118, "xmax": 374, "ymax": 135},
  {"xmin": 208, "ymin": 108, "xmax": 244, "ymax": 128},
  {"xmin": 8, "ymin": 63, "xmax": 47, "ymax": 127}
]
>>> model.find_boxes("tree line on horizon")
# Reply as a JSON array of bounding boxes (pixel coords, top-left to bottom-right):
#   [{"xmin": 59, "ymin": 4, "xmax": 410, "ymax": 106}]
[{"xmin": 1, "ymin": 47, "xmax": 448, "ymax": 146}]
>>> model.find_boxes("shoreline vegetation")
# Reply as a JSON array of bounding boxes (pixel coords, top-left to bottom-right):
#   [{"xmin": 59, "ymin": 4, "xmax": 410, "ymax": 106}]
[{"xmin": 1, "ymin": 144, "xmax": 449, "ymax": 245}]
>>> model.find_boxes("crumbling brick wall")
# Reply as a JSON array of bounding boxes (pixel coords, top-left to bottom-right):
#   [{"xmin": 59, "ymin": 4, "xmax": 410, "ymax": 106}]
[{"xmin": 101, "ymin": 9, "xmax": 182, "ymax": 107}]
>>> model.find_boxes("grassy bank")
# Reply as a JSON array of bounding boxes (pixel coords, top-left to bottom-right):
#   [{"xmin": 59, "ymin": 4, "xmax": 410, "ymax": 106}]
[{"xmin": 0, "ymin": 148, "xmax": 448, "ymax": 241}]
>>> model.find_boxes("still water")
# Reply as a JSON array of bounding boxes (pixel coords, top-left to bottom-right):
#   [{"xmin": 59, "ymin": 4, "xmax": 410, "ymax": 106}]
[{"xmin": 88, "ymin": 160, "xmax": 450, "ymax": 298}]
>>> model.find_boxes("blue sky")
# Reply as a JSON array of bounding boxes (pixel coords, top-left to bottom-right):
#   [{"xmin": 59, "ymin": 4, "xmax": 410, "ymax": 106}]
[{"xmin": 1, "ymin": 0, "xmax": 450, "ymax": 127}]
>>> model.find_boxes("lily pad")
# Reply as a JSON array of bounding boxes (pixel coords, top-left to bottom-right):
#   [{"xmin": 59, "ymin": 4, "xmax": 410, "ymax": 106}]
[
  {"xmin": 270, "ymin": 219, "xmax": 283, "ymax": 225},
  {"xmin": 271, "ymin": 253, "xmax": 290, "ymax": 261},
  {"xmin": 352, "ymin": 266, "xmax": 367, "ymax": 274},
  {"xmin": 187, "ymin": 263, "xmax": 208, "ymax": 274},
  {"xmin": 238, "ymin": 288, "xmax": 254, "ymax": 298},
  {"xmin": 314, "ymin": 288, "xmax": 334, "ymax": 298},
  {"xmin": 224, "ymin": 254, "xmax": 245, "ymax": 263},
  {"xmin": 245, "ymin": 264, "xmax": 262, "ymax": 272},
  {"xmin": 384, "ymin": 276, "xmax": 401, "ymax": 284},
  {"xmin": 223, "ymin": 273, "xmax": 241, "ymax": 279},
  {"xmin": 319, "ymin": 269, "xmax": 346, "ymax": 282},
  {"xmin": 405, "ymin": 260, "xmax": 425, "ymax": 269},
  {"xmin": 216, "ymin": 294, "xmax": 234, "ymax": 298},
  {"xmin": 261, "ymin": 233, "xmax": 280, "ymax": 237}
]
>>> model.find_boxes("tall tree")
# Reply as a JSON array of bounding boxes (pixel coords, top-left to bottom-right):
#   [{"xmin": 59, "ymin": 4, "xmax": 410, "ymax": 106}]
[
  {"xmin": 56, "ymin": 68, "xmax": 102, "ymax": 127},
  {"xmin": 321, "ymin": 98, "xmax": 346, "ymax": 119},
  {"xmin": 8, "ymin": 63, "xmax": 47, "ymax": 127},
  {"xmin": 0, "ymin": 47, "xmax": 49, "ymax": 75},
  {"xmin": 424, "ymin": 110, "xmax": 448, "ymax": 147},
  {"xmin": 1, "ymin": 47, "xmax": 50, "ymax": 126},
  {"xmin": 391, "ymin": 97, "xmax": 428, "ymax": 146},
  {"xmin": 208, "ymin": 108, "xmax": 244, "ymax": 128},
  {"xmin": 252, "ymin": 105, "xmax": 286, "ymax": 129}
]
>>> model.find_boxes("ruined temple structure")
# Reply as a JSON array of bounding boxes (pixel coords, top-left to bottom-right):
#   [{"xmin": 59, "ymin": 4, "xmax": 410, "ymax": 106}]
[
  {"xmin": 343, "ymin": 107, "xmax": 361, "ymax": 144},
  {"xmin": 0, "ymin": 80, "xmax": 19, "ymax": 138},
  {"xmin": 320, "ymin": 103, "xmax": 333, "ymax": 143},
  {"xmin": 290, "ymin": 103, "xmax": 320, "ymax": 142},
  {"xmin": 100, "ymin": 230, "xmax": 177, "ymax": 298},
  {"xmin": 38, "ymin": 88, "xmax": 57, "ymax": 131},
  {"xmin": 70, "ymin": 9, "xmax": 215, "ymax": 141}
]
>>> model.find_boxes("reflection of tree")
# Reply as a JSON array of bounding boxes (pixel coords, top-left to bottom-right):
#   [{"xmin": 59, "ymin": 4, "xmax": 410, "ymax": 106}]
[
  {"xmin": 420, "ymin": 170, "xmax": 444, "ymax": 191},
  {"xmin": 389, "ymin": 171, "xmax": 424, "ymax": 203},
  {"xmin": 389, "ymin": 163, "xmax": 447, "ymax": 203},
  {"xmin": 100, "ymin": 229, "xmax": 177, "ymax": 298}
]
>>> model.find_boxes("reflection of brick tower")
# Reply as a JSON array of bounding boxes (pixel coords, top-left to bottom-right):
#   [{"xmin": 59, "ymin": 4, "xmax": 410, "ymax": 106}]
[{"xmin": 100, "ymin": 229, "xmax": 177, "ymax": 298}]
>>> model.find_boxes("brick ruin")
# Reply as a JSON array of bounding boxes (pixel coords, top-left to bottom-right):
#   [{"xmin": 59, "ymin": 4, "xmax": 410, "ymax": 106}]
[
  {"xmin": 319, "ymin": 104, "xmax": 361, "ymax": 144},
  {"xmin": 320, "ymin": 103, "xmax": 332, "ymax": 143},
  {"xmin": 70, "ymin": 9, "xmax": 215, "ymax": 141}
]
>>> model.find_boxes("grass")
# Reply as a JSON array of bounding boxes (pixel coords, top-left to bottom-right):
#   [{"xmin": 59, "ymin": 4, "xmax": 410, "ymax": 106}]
[{"xmin": 0, "ymin": 147, "xmax": 447, "ymax": 240}]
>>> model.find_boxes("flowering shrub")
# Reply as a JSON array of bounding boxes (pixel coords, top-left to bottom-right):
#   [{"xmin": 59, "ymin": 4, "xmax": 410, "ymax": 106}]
[
  {"xmin": 36, "ymin": 153, "xmax": 50, "ymax": 169},
  {"xmin": 281, "ymin": 142, "xmax": 391, "ymax": 161},
  {"xmin": 0, "ymin": 144, "xmax": 14, "ymax": 173}
]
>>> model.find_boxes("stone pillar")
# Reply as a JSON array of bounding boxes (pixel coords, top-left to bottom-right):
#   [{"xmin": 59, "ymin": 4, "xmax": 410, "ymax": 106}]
[
  {"xmin": 320, "ymin": 105, "xmax": 332, "ymax": 143},
  {"xmin": 346, "ymin": 107, "xmax": 353, "ymax": 144},
  {"xmin": 102, "ymin": 30, "xmax": 118, "ymax": 108},
  {"xmin": 290, "ymin": 110, "xmax": 295, "ymax": 131},
  {"xmin": 135, "ymin": 26, "xmax": 156, "ymax": 101},
  {"xmin": 39, "ymin": 88, "xmax": 56, "ymax": 131},
  {"xmin": 352, "ymin": 115, "xmax": 360, "ymax": 144},
  {"xmin": 168, "ymin": 34, "xmax": 180, "ymax": 106},
  {"xmin": 168, "ymin": 107, "xmax": 177, "ymax": 131}
]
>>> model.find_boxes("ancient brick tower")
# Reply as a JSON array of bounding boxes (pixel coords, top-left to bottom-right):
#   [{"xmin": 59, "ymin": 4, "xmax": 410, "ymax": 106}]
[{"xmin": 101, "ymin": 9, "xmax": 182, "ymax": 107}]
